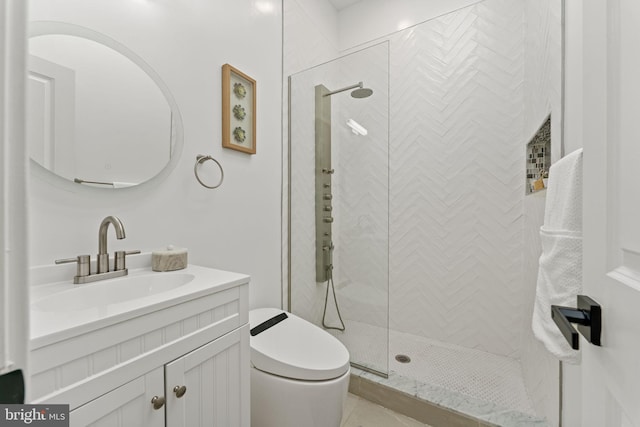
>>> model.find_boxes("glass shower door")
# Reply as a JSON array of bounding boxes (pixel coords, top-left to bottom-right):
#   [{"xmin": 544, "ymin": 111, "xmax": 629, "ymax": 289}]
[{"xmin": 289, "ymin": 42, "xmax": 389, "ymax": 376}]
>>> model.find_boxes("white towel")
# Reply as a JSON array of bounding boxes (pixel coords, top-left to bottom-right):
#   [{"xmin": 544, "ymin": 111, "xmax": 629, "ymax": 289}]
[
  {"xmin": 543, "ymin": 149, "xmax": 583, "ymax": 233},
  {"xmin": 532, "ymin": 148, "xmax": 583, "ymax": 364}
]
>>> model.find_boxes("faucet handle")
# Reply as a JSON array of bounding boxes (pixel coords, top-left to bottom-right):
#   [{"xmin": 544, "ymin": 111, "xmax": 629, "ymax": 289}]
[
  {"xmin": 55, "ymin": 255, "xmax": 91, "ymax": 279},
  {"xmin": 114, "ymin": 250, "xmax": 141, "ymax": 271}
]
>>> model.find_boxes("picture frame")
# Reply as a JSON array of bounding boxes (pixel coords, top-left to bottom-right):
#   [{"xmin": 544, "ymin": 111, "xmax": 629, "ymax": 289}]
[{"xmin": 222, "ymin": 64, "xmax": 256, "ymax": 154}]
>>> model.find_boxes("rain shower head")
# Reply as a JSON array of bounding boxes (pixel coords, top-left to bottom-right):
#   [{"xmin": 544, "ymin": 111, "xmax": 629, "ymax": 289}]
[
  {"xmin": 351, "ymin": 87, "xmax": 373, "ymax": 98},
  {"xmin": 324, "ymin": 81, "xmax": 373, "ymax": 98}
]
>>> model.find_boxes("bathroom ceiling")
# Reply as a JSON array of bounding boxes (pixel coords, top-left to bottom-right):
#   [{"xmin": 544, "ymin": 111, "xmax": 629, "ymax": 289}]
[{"xmin": 327, "ymin": 0, "xmax": 362, "ymax": 11}]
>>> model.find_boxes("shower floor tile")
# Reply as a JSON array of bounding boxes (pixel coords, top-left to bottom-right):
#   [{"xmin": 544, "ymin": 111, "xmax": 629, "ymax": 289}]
[
  {"xmin": 390, "ymin": 330, "xmax": 535, "ymax": 415},
  {"xmin": 333, "ymin": 320, "xmax": 546, "ymax": 426}
]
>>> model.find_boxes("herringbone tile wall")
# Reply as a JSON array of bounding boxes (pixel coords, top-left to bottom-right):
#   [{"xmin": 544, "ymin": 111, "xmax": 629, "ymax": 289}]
[
  {"xmin": 290, "ymin": 0, "xmax": 528, "ymax": 358},
  {"xmin": 387, "ymin": 0, "xmax": 525, "ymax": 358},
  {"xmin": 333, "ymin": 42, "xmax": 389, "ymax": 330}
]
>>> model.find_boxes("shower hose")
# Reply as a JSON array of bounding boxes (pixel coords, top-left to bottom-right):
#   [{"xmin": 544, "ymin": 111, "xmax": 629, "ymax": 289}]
[{"xmin": 322, "ymin": 266, "xmax": 346, "ymax": 331}]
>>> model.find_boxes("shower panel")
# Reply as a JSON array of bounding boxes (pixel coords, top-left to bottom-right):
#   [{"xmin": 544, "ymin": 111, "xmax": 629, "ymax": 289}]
[{"xmin": 315, "ymin": 84, "xmax": 334, "ymax": 282}]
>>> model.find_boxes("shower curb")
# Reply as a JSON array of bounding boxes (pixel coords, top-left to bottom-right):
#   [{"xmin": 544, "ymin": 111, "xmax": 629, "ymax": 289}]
[{"xmin": 349, "ymin": 373, "xmax": 500, "ymax": 427}]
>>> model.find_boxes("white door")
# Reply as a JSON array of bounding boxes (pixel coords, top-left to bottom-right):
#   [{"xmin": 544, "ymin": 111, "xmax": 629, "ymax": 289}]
[
  {"xmin": 581, "ymin": 0, "xmax": 640, "ymax": 425},
  {"xmin": 27, "ymin": 55, "xmax": 76, "ymax": 178}
]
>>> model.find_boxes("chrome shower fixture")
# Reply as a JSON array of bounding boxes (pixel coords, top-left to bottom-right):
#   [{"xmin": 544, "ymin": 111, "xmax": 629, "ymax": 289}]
[
  {"xmin": 323, "ymin": 81, "xmax": 374, "ymax": 99},
  {"xmin": 315, "ymin": 84, "xmax": 334, "ymax": 282},
  {"xmin": 314, "ymin": 80, "xmax": 372, "ymax": 282}
]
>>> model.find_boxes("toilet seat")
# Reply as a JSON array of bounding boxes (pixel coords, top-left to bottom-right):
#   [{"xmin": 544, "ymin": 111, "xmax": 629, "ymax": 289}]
[{"xmin": 249, "ymin": 308, "xmax": 350, "ymax": 381}]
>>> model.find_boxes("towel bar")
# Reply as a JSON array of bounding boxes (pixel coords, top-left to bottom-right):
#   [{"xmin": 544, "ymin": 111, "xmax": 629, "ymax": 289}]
[{"xmin": 551, "ymin": 295, "xmax": 601, "ymax": 350}]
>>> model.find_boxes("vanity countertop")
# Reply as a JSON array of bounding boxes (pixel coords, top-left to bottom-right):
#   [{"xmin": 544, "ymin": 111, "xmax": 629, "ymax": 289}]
[{"xmin": 30, "ymin": 254, "xmax": 249, "ymax": 349}]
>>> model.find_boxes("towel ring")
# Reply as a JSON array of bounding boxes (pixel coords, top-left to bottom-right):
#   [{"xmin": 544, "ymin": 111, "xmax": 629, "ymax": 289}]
[{"xmin": 194, "ymin": 155, "xmax": 224, "ymax": 189}]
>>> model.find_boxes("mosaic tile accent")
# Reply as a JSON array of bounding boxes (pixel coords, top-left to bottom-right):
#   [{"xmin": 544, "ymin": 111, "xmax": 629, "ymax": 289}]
[{"xmin": 526, "ymin": 116, "xmax": 551, "ymax": 194}]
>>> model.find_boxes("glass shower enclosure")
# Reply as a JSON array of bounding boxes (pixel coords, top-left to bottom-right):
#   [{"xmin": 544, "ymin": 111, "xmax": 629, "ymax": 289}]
[{"xmin": 288, "ymin": 42, "xmax": 390, "ymax": 376}]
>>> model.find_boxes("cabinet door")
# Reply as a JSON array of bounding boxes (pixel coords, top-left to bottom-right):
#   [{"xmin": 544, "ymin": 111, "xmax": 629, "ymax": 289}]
[
  {"xmin": 70, "ymin": 367, "xmax": 165, "ymax": 427},
  {"xmin": 165, "ymin": 325, "xmax": 249, "ymax": 427}
]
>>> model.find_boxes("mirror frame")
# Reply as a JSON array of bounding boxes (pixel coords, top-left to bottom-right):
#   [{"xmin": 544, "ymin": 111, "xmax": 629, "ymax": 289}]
[{"xmin": 28, "ymin": 21, "xmax": 184, "ymax": 191}]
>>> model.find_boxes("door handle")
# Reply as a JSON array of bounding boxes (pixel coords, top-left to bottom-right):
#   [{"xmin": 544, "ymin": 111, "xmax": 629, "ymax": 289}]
[{"xmin": 551, "ymin": 295, "xmax": 601, "ymax": 350}]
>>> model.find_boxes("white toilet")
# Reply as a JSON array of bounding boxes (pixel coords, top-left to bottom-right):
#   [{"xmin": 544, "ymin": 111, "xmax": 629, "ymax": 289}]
[{"xmin": 249, "ymin": 308, "xmax": 351, "ymax": 427}]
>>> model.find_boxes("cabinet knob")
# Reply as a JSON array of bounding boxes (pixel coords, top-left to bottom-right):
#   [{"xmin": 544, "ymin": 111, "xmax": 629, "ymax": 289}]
[
  {"xmin": 173, "ymin": 385, "xmax": 187, "ymax": 398},
  {"xmin": 151, "ymin": 396, "xmax": 165, "ymax": 410}
]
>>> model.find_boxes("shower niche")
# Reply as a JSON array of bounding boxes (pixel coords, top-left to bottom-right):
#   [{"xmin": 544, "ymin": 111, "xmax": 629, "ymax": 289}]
[{"xmin": 526, "ymin": 115, "xmax": 551, "ymax": 194}]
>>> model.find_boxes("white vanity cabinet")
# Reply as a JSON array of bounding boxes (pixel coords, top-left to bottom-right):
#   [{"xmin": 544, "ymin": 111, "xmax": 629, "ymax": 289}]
[
  {"xmin": 29, "ymin": 265, "xmax": 250, "ymax": 427},
  {"xmin": 69, "ymin": 326, "xmax": 249, "ymax": 427}
]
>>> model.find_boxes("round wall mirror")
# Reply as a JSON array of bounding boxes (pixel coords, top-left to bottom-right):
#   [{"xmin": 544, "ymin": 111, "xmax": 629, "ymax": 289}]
[{"xmin": 27, "ymin": 22, "xmax": 183, "ymax": 189}]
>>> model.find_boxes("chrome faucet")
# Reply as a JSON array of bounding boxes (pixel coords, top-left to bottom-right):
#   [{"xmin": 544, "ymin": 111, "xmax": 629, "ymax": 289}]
[
  {"xmin": 97, "ymin": 215, "xmax": 126, "ymax": 273},
  {"xmin": 55, "ymin": 215, "xmax": 140, "ymax": 284}
]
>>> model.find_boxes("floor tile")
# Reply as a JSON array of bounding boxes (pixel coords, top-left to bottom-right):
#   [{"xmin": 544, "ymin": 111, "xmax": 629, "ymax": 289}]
[{"xmin": 341, "ymin": 394, "xmax": 432, "ymax": 427}]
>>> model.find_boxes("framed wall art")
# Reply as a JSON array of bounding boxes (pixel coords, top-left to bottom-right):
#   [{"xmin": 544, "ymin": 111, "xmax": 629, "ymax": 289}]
[{"xmin": 222, "ymin": 64, "xmax": 256, "ymax": 154}]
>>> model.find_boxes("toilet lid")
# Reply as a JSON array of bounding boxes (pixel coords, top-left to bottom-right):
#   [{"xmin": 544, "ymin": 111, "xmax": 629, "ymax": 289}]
[{"xmin": 249, "ymin": 308, "xmax": 350, "ymax": 381}]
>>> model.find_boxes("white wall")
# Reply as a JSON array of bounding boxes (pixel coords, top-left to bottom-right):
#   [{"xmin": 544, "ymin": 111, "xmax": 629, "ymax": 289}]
[
  {"xmin": 28, "ymin": 0, "xmax": 283, "ymax": 310},
  {"xmin": 282, "ymin": 0, "xmax": 339, "ymax": 309},
  {"xmin": 337, "ymin": 0, "xmax": 483, "ymax": 51},
  {"xmin": 284, "ymin": 0, "xmax": 339, "ymax": 75}
]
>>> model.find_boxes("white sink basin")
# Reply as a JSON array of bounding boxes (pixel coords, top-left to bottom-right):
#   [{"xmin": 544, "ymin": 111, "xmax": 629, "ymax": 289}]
[
  {"xmin": 30, "ymin": 258, "xmax": 250, "ymax": 347},
  {"xmin": 32, "ymin": 272, "xmax": 195, "ymax": 312}
]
